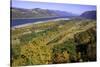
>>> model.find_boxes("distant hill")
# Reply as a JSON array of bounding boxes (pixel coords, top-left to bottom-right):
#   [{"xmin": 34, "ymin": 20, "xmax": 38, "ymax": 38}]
[
  {"xmin": 11, "ymin": 7, "xmax": 76, "ymax": 19},
  {"xmin": 80, "ymin": 10, "xmax": 96, "ymax": 20}
]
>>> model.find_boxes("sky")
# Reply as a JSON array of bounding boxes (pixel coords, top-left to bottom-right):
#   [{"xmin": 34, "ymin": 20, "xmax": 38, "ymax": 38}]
[{"xmin": 11, "ymin": 0, "xmax": 96, "ymax": 15}]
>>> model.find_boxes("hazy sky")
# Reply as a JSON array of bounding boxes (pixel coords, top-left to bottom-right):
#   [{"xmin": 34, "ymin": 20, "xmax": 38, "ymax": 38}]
[{"xmin": 11, "ymin": 0, "xmax": 96, "ymax": 15}]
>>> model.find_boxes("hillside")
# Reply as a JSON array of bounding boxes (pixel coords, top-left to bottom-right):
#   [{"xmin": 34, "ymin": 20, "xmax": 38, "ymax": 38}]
[
  {"xmin": 11, "ymin": 19, "xmax": 96, "ymax": 66},
  {"xmin": 80, "ymin": 10, "xmax": 96, "ymax": 20},
  {"xmin": 11, "ymin": 7, "xmax": 76, "ymax": 19}
]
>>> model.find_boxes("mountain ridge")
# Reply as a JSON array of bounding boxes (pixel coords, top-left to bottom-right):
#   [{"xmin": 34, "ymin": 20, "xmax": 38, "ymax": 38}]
[
  {"xmin": 80, "ymin": 10, "xmax": 96, "ymax": 20},
  {"xmin": 11, "ymin": 7, "xmax": 77, "ymax": 19}
]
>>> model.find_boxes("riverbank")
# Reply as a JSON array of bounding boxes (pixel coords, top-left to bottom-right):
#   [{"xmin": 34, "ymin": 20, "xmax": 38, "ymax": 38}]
[{"xmin": 11, "ymin": 18, "xmax": 70, "ymax": 29}]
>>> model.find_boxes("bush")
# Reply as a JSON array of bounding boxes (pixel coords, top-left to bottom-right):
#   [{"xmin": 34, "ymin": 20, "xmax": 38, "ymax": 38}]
[
  {"xmin": 12, "ymin": 42, "xmax": 52, "ymax": 66},
  {"xmin": 52, "ymin": 39, "xmax": 76, "ymax": 63}
]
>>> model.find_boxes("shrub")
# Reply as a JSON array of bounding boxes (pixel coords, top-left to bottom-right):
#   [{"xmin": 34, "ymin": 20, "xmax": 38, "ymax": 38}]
[{"xmin": 52, "ymin": 39, "xmax": 76, "ymax": 63}]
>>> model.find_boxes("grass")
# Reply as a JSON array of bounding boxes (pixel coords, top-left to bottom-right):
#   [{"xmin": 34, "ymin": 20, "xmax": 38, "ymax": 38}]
[{"xmin": 11, "ymin": 19, "xmax": 96, "ymax": 66}]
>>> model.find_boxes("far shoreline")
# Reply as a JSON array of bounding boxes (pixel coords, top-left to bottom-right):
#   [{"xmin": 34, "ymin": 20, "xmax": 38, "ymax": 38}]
[
  {"xmin": 11, "ymin": 16, "xmax": 72, "ymax": 20},
  {"xmin": 11, "ymin": 18, "xmax": 70, "ymax": 29}
]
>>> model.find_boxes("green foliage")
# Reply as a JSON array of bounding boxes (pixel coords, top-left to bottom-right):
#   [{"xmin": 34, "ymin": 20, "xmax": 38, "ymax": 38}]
[
  {"xmin": 19, "ymin": 32, "xmax": 37, "ymax": 44},
  {"xmin": 53, "ymin": 40, "xmax": 76, "ymax": 55},
  {"xmin": 74, "ymin": 26, "xmax": 96, "ymax": 45},
  {"xmin": 12, "ymin": 45, "xmax": 21, "ymax": 59},
  {"xmin": 11, "ymin": 19, "xmax": 96, "ymax": 66},
  {"xmin": 52, "ymin": 39, "xmax": 76, "ymax": 63},
  {"xmin": 74, "ymin": 26, "xmax": 96, "ymax": 61},
  {"xmin": 53, "ymin": 51, "xmax": 70, "ymax": 63},
  {"xmin": 12, "ymin": 42, "xmax": 52, "ymax": 66}
]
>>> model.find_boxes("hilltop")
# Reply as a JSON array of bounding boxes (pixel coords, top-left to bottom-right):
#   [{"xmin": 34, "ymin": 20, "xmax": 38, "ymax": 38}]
[{"xmin": 11, "ymin": 7, "xmax": 76, "ymax": 19}]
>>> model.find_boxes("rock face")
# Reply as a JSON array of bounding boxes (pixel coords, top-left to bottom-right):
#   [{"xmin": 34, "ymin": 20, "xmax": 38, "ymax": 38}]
[
  {"xmin": 80, "ymin": 11, "xmax": 96, "ymax": 20},
  {"xmin": 74, "ymin": 26, "xmax": 96, "ymax": 61}
]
